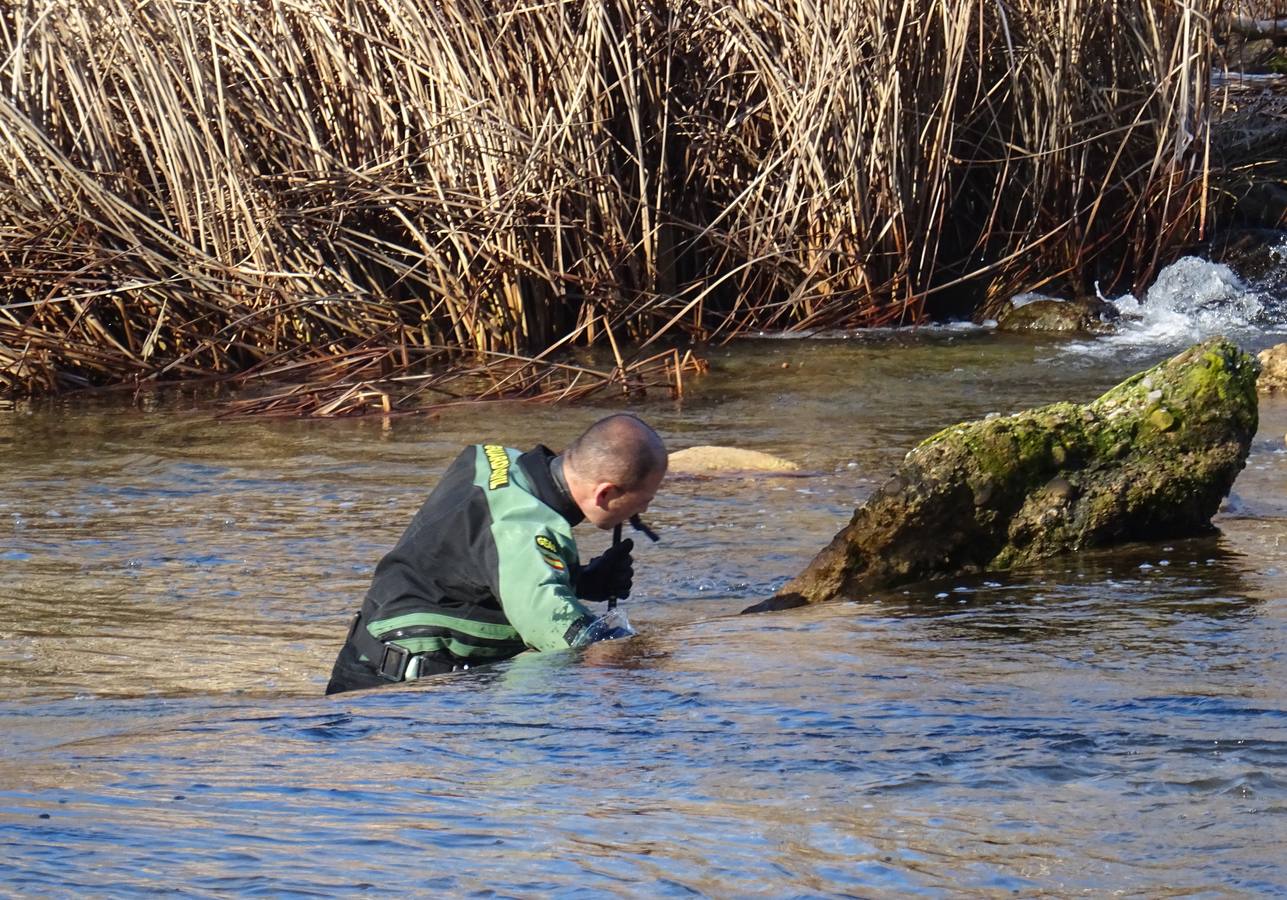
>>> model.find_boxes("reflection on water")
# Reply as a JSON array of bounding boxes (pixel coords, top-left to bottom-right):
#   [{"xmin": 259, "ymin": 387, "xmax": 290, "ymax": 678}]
[{"xmin": 3, "ymin": 331, "xmax": 1287, "ymax": 894}]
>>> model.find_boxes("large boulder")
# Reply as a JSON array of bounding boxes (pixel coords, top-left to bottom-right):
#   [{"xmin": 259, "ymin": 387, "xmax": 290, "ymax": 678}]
[{"xmin": 745, "ymin": 337, "xmax": 1259, "ymax": 613}]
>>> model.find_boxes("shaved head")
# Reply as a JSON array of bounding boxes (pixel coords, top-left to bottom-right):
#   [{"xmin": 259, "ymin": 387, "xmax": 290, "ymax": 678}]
[{"xmin": 564, "ymin": 414, "xmax": 667, "ymax": 490}]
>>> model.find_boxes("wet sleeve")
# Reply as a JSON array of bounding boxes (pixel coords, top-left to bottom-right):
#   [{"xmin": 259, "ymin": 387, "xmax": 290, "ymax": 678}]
[{"xmin": 488, "ymin": 523, "xmax": 594, "ymax": 651}]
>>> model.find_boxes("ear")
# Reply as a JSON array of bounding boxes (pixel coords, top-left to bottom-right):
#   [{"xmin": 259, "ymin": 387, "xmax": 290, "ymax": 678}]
[{"xmin": 591, "ymin": 482, "xmax": 621, "ymax": 510}]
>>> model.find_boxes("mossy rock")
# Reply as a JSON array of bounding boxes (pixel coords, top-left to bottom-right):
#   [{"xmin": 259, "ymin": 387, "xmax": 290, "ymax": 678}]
[
  {"xmin": 746, "ymin": 337, "xmax": 1259, "ymax": 612},
  {"xmin": 994, "ymin": 297, "xmax": 1119, "ymax": 334}
]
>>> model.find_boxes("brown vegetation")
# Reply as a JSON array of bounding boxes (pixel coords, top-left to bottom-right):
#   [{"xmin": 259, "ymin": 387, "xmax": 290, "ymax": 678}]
[{"xmin": 1, "ymin": 0, "xmax": 1222, "ymax": 414}]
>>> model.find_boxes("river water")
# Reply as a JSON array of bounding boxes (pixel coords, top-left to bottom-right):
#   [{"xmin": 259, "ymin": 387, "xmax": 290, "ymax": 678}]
[{"xmin": 3, "ymin": 255, "xmax": 1287, "ymax": 895}]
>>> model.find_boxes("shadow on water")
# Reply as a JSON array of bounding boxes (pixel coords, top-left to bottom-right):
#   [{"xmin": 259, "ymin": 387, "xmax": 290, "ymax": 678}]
[{"xmin": 864, "ymin": 535, "xmax": 1265, "ymax": 634}]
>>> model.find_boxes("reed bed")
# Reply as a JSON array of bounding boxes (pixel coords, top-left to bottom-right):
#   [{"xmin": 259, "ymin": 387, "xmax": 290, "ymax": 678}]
[{"xmin": 1, "ymin": 0, "xmax": 1221, "ymax": 412}]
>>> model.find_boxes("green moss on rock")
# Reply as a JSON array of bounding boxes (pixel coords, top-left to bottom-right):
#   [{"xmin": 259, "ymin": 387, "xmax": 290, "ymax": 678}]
[
  {"xmin": 993, "ymin": 297, "xmax": 1119, "ymax": 333},
  {"xmin": 745, "ymin": 337, "xmax": 1260, "ymax": 613}
]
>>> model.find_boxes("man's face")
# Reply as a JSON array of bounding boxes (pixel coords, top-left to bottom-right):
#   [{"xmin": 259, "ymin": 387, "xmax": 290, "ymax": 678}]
[{"xmin": 591, "ymin": 465, "xmax": 666, "ymax": 530}]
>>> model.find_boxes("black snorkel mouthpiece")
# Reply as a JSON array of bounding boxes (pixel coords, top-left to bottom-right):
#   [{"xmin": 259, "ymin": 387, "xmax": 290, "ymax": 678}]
[{"xmin": 629, "ymin": 514, "xmax": 659, "ymax": 543}]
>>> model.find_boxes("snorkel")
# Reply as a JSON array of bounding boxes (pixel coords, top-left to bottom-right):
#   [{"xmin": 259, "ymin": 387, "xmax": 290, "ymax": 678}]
[{"xmin": 608, "ymin": 514, "xmax": 658, "ymax": 610}]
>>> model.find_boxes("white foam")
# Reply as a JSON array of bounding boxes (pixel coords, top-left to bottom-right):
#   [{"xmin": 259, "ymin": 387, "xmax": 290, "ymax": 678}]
[{"xmin": 1056, "ymin": 256, "xmax": 1287, "ymax": 359}]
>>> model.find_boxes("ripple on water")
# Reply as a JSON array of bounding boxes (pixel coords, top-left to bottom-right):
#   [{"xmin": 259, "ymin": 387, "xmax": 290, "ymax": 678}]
[{"xmin": 4, "ymin": 336, "xmax": 1287, "ymax": 894}]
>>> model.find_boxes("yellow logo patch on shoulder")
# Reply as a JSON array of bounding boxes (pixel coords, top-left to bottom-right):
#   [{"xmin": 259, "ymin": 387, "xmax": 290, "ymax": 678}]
[
  {"xmin": 483, "ymin": 444, "xmax": 510, "ymax": 490},
  {"xmin": 535, "ymin": 534, "xmax": 565, "ymax": 570}
]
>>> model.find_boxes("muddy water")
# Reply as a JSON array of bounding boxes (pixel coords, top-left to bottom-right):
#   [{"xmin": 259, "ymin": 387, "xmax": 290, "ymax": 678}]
[{"xmin": 3, "ymin": 329, "xmax": 1287, "ymax": 895}]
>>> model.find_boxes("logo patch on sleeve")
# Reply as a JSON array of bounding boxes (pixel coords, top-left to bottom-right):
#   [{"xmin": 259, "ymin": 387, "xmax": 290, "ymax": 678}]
[
  {"xmin": 483, "ymin": 444, "xmax": 510, "ymax": 490},
  {"xmin": 535, "ymin": 534, "xmax": 565, "ymax": 570}
]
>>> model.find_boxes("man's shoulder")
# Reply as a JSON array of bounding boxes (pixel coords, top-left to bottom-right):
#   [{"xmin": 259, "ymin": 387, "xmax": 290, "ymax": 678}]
[
  {"xmin": 463, "ymin": 444, "xmax": 571, "ymax": 528},
  {"xmin": 470, "ymin": 443, "xmax": 526, "ymax": 493}
]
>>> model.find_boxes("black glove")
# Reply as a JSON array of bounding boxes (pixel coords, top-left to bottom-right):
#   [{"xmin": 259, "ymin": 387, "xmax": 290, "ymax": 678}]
[{"xmin": 575, "ymin": 538, "xmax": 634, "ymax": 602}]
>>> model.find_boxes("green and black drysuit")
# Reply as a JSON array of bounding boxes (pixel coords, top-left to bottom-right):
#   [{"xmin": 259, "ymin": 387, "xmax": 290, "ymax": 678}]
[{"xmin": 326, "ymin": 444, "xmax": 598, "ymax": 694}]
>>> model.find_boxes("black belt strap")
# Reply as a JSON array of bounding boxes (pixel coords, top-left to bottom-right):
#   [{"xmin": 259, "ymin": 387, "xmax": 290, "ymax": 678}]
[{"xmin": 346, "ymin": 611, "xmax": 412, "ymax": 682}]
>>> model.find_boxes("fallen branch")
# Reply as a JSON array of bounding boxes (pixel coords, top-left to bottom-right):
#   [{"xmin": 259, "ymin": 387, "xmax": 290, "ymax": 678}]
[{"xmin": 217, "ymin": 346, "xmax": 708, "ymax": 418}]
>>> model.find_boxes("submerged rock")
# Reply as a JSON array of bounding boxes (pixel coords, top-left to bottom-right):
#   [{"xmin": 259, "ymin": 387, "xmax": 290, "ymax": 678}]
[
  {"xmin": 745, "ymin": 337, "xmax": 1259, "ymax": 613},
  {"xmin": 668, "ymin": 445, "xmax": 800, "ymax": 475},
  {"xmin": 994, "ymin": 296, "xmax": 1119, "ymax": 334}
]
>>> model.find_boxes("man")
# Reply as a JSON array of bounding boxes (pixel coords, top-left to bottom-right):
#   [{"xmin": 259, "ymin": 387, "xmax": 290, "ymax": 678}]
[{"xmin": 325, "ymin": 413, "xmax": 667, "ymax": 694}]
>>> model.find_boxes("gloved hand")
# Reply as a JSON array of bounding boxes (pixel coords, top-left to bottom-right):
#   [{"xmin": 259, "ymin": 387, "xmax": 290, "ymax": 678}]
[{"xmin": 575, "ymin": 538, "xmax": 634, "ymax": 602}]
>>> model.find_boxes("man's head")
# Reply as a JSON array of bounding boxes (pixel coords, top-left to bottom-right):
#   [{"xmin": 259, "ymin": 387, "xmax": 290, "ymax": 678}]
[{"xmin": 562, "ymin": 414, "xmax": 667, "ymax": 529}]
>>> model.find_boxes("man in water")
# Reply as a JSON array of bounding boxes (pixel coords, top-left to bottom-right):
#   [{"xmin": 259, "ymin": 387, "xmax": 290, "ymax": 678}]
[{"xmin": 325, "ymin": 413, "xmax": 667, "ymax": 694}]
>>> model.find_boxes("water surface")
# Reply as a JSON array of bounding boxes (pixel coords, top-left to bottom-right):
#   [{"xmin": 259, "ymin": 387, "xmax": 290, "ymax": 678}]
[{"xmin": 3, "ymin": 323, "xmax": 1287, "ymax": 895}]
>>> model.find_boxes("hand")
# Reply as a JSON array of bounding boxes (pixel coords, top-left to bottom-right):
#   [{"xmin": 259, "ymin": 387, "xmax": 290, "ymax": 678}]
[{"xmin": 575, "ymin": 538, "xmax": 634, "ymax": 602}]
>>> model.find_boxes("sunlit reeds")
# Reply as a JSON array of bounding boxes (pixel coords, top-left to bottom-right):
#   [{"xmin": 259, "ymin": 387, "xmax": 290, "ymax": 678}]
[{"xmin": 1, "ymin": 0, "xmax": 1221, "ymax": 412}]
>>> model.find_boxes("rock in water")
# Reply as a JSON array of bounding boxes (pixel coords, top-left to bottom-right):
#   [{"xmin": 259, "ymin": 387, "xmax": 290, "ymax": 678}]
[
  {"xmin": 745, "ymin": 337, "xmax": 1259, "ymax": 613},
  {"xmin": 669, "ymin": 446, "xmax": 800, "ymax": 475},
  {"xmin": 994, "ymin": 296, "xmax": 1119, "ymax": 333},
  {"xmin": 1258, "ymin": 343, "xmax": 1287, "ymax": 392}
]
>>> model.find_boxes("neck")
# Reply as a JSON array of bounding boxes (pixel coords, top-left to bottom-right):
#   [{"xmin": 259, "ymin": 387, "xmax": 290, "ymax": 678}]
[{"xmin": 560, "ymin": 458, "xmax": 599, "ymax": 519}]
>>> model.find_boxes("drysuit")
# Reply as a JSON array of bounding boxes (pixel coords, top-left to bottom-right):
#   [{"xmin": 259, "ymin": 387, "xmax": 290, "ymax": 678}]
[{"xmin": 325, "ymin": 443, "xmax": 625, "ymax": 694}]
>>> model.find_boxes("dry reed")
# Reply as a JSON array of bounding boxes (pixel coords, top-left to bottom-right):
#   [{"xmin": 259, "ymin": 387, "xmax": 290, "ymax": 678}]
[{"xmin": 1, "ymin": 0, "xmax": 1222, "ymax": 412}]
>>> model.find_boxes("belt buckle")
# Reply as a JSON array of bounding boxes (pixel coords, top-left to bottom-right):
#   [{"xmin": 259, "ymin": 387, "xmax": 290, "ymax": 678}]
[{"xmin": 378, "ymin": 643, "xmax": 411, "ymax": 681}]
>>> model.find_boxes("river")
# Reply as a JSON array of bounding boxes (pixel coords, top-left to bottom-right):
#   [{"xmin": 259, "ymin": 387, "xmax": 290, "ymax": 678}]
[{"xmin": 3, "ymin": 254, "xmax": 1287, "ymax": 895}]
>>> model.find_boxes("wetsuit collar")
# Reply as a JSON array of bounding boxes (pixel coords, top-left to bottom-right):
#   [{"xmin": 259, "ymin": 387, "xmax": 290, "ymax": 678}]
[{"xmin": 518, "ymin": 445, "xmax": 584, "ymax": 527}]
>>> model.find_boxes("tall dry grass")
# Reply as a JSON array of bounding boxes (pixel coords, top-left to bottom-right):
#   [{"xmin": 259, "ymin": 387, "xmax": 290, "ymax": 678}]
[{"xmin": 1, "ymin": 0, "xmax": 1221, "ymax": 407}]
